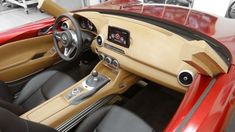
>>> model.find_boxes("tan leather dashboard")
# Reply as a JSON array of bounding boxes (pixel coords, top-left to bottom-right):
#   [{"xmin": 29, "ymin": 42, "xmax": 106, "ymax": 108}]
[
  {"xmin": 19, "ymin": 9, "xmax": 228, "ymax": 128},
  {"xmin": 75, "ymin": 11, "xmax": 228, "ymax": 93}
]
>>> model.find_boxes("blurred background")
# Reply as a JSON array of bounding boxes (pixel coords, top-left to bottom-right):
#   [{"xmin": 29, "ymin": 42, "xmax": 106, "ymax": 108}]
[{"xmin": 0, "ymin": 0, "xmax": 234, "ymax": 32}]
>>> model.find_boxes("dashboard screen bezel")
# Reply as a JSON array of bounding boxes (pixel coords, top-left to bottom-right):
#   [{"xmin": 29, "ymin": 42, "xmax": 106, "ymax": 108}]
[{"xmin": 107, "ymin": 26, "xmax": 130, "ymax": 48}]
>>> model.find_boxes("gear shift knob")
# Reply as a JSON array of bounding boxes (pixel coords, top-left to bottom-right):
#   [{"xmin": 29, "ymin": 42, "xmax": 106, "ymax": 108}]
[
  {"xmin": 92, "ymin": 70, "xmax": 98, "ymax": 77},
  {"xmin": 91, "ymin": 70, "xmax": 98, "ymax": 81}
]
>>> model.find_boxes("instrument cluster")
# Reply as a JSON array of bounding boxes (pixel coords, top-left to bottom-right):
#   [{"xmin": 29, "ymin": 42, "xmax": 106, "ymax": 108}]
[{"xmin": 78, "ymin": 17, "xmax": 97, "ymax": 33}]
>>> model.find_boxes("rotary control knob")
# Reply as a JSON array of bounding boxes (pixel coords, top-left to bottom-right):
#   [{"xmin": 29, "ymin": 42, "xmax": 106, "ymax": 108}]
[
  {"xmin": 71, "ymin": 87, "xmax": 81, "ymax": 95},
  {"xmin": 105, "ymin": 57, "xmax": 112, "ymax": 64},
  {"xmin": 112, "ymin": 59, "xmax": 119, "ymax": 67},
  {"xmin": 96, "ymin": 35, "xmax": 103, "ymax": 46},
  {"xmin": 98, "ymin": 54, "xmax": 105, "ymax": 60}
]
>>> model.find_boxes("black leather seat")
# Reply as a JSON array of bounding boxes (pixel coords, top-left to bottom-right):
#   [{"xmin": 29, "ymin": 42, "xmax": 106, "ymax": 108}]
[
  {"xmin": 0, "ymin": 107, "xmax": 57, "ymax": 132},
  {"xmin": 0, "ymin": 105, "xmax": 155, "ymax": 132},
  {"xmin": 76, "ymin": 105, "xmax": 155, "ymax": 132},
  {"xmin": 0, "ymin": 70, "xmax": 75, "ymax": 114}
]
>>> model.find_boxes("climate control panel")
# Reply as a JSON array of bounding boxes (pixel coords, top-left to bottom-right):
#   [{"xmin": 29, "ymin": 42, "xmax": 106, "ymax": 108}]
[{"xmin": 98, "ymin": 52, "xmax": 119, "ymax": 69}]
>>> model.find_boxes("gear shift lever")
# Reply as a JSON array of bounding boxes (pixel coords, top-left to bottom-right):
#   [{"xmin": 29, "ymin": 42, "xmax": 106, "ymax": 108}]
[{"xmin": 70, "ymin": 70, "xmax": 110, "ymax": 105}]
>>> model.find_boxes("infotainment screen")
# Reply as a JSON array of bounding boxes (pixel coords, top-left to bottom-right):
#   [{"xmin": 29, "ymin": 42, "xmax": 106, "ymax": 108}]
[{"xmin": 108, "ymin": 26, "xmax": 130, "ymax": 48}]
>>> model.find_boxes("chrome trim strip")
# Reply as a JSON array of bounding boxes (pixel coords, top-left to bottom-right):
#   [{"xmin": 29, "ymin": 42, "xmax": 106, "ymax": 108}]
[
  {"xmin": 176, "ymin": 79, "xmax": 216, "ymax": 132},
  {"xmin": 56, "ymin": 95, "xmax": 115, "ymax": 132}
]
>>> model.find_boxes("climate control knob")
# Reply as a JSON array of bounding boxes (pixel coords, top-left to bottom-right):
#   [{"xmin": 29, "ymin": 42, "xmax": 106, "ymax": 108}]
[
  {"xmin": 105, "ymin": 57, "xmax": 112, "ymax": 64},
  {"xmin": 112, "ymin": 59, "xmax": 119, "ymax": 67},
  {"xmin": 98, "ymin": 54, "xmax": 105, "ymax": 60}
]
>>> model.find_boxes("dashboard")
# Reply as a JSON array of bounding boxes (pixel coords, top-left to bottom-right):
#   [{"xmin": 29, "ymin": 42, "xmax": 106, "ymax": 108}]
[{"xmin": 73, "ymin": 12, "xmax": 228, "ymax": 93}]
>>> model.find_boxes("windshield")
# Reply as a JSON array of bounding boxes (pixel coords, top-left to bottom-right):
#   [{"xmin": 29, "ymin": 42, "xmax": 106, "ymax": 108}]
[{"xmin": 0, "ymin": 0, "xmax": 234, "ymax": 32}]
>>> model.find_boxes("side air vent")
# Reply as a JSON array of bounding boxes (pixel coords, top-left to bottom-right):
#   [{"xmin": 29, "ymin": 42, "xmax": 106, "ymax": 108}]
[
  {"xmin": 96, "ymin": 35, "xmax": 104, "ymax": 46},
  {"xmin": 177, "ymin": 70, "xmax": 195, "ymax": 87}
]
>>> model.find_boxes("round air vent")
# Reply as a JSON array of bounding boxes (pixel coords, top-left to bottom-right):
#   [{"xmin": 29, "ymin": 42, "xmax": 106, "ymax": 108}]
[
  {"xmin": 96, "ymin": 35, "xmax": 104, "ymax": 46},
  {"xmin": 61, "ymin": 21, "xmax": 69, "ymax": 30},
  {"xmin": 177, "ymin": 70, "xmax": 194, "ymax": 87}
]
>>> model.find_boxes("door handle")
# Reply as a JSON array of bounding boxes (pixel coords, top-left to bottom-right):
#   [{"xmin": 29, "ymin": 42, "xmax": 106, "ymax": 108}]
[{"xmin": 38, "ymin": 26, "xmax": 53, "ymax": 35}]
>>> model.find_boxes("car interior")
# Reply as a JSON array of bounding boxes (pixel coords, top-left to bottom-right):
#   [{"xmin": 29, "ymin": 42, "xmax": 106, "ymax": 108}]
[{"xmin": 0, "ymin": 0, "xmax": 231, "ymax": 132}]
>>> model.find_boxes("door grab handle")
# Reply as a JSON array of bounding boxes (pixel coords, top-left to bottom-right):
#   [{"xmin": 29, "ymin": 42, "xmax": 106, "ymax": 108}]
[{"xmin": 38, "ymin": 26, "xmax": 53, "ymax": 35}]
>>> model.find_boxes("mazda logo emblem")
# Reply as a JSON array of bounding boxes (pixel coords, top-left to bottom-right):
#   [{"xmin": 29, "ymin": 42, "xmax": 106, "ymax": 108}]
[{"xmin": 62, "ymin": 35, "xmax": 67, "ymax": 42}]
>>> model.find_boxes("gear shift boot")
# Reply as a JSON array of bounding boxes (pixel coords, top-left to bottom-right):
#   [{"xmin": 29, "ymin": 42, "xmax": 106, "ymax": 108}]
[
  {"xmin": 83, "ymin": 71, "xmax": 109, "ymax": 90},
  {"xmin": 70, "ymin": 70, "xmax": 110, "ymax": 105}
]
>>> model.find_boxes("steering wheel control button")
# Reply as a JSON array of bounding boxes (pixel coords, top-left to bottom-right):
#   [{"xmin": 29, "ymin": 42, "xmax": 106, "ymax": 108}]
[
  {"xmin": 177, "ymin": 70, "xmax": 194, "ymax": 87},
  {"xmin": 105, "ymin": 57, "xmax": 112, "ymax": 64},
  {"xmin": 96, "ymin": 35, "xmax": 104, "ymax": 46},
  {"xmin": 98, "ymin": 54, "xmax": 105, "ymax": 60}
]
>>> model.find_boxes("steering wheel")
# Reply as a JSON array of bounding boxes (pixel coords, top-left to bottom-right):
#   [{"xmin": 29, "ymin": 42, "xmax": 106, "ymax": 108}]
[{"xmin": 53, "ymin": 14, "xmax": 83, "ymax": 61}]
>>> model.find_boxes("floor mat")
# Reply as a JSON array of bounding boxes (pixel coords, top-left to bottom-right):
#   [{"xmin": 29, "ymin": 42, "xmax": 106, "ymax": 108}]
[{"xmin": 123, "ymin": 83, "xmax": 184, "ymax": 131}]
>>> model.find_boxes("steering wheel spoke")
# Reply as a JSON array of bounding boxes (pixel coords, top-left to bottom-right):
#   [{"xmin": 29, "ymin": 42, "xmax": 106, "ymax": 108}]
[
  {"xmin": 64, "ymin": 46, "xmax": 76, "ymax": 57},
  {"xmin": 54, "ymin": 31, "xmax": 62, "ymax": 41}
]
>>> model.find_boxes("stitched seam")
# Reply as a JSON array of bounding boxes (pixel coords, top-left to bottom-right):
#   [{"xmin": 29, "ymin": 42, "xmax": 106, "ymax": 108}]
[
  {"xmin": 40, "ymin": 72, "xmax": 60, "ymax": 99},
  {"xmin": 40, "ymin": 87, "xmax": 49, "ymax": 100},
  {"xmin": 23, "ymin": 120, "xmax": 29, "ymax": 132}
]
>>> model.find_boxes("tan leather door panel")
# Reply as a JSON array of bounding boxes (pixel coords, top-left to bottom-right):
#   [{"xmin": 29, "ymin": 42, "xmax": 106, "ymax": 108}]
[{"xmin": 0, "ymin": 35, "xmax": 60, "ymax": 82}]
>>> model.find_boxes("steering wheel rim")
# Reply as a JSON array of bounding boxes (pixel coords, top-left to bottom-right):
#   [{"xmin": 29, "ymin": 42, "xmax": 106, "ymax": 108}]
[{"xmin": 53, "ymin": 13, "xmax": 83, "ymax": 61}]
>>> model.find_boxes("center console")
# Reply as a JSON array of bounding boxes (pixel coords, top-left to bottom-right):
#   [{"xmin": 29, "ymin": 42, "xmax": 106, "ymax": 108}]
[
  {"xmin": 65, "ymin": 70, "xmax": 110, "ymax": 105},
  {"xmin": 20, "ymin": 62, "xmax": 139, "ymax": 130}
]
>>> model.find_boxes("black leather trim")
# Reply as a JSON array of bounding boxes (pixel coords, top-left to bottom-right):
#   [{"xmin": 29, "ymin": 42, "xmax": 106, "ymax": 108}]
[
  {"xmin": 0, "ymin": 107, "xmax": 57, "ymax": 132},
  {"xmin": 0, "ymin": 81, "xmax": 13, "ymax": 102},
  {"xmin": 76, "ymin": 105, "xmax": 155, "ymax": 132},
  {"xmin": 14, "ymin": 70, "xmax": 75, "ymax": 111},
  {"xmin": 14, "ymin": 71, "xmax": 59, "ymax": 105},
  {"xmin": 0, "ymin": 100, "xmax": 26, "ymax": 115}
]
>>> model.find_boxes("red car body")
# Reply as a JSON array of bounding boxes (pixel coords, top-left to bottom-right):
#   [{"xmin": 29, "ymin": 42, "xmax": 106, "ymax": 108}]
[{"xmin": 1, "ymin": 0, "xmax": 235, "ymax": 131}]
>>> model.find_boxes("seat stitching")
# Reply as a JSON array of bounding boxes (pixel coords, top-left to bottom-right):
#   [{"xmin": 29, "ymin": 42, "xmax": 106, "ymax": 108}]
[
  {"xmin": 40, "ymin": 71, "xmax": 61, "ymax": 99},
  {"xmin": 23, "ymin": 120, "xmax": 29, "ymax": 132},
  {"xmin": 40, "ymin": 87, "xmax": 49, "ymax": 100}
]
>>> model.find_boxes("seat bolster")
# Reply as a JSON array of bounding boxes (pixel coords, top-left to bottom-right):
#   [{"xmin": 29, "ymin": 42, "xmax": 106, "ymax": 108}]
[
  {"xmin": 0, "ymin": 81, "xmax": 13, "ymax": 102},
  {"xmin": 0, "ymin": 107, "xmax": 28, "ymax": 132},
  {"xmin": 75, "ymin": 106, "xmax": 113, "ymax": 132},
  {"xmin": 41, "ymin": 72, "xmax": 76, "ymax": 99},
  {"xmin": 76, "ymin": 105, "xmax": 155, "ymax": 132},
  {"xmin": 0, "ymin": 100, "xmax": 26, "ymax": 115},
  {"xmin": 0, "ymin": 107, "xmax": 57, "ymax": 132},
  {"xmin": 14, "ymin": 71, "xmax": 58, "ymax": 105}
]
